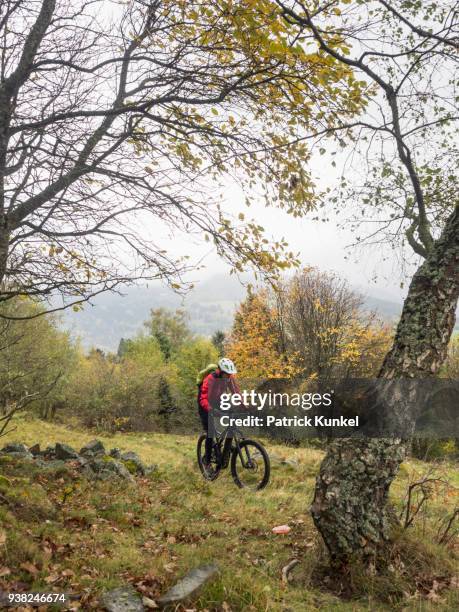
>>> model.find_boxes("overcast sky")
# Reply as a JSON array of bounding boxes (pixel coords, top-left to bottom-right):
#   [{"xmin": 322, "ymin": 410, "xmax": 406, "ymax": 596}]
[{"xmin": 164, "ymin": 159, "xmax": 417, "ymax": 304}]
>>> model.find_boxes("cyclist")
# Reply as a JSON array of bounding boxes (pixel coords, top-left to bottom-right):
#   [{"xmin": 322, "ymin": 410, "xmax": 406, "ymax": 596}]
[{"xmin": 197, "ymin": 357, "xmax": 240, "ymax": 474}]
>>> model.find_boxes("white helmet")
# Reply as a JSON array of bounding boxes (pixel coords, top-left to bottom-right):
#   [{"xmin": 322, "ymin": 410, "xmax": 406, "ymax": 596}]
[{"xmin": 218, "ymin": 358, "xmax": 237, "ymax": 374}]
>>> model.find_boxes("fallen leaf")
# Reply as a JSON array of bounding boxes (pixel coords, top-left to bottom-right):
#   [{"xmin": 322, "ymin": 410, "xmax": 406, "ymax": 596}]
[
  {"xmin": 450, "ymin": 575, "xmax": 459, "ymax": 589},
  {"xmin": 20, "ymin": 562, "xmax": 39, "ymax": 576},
  {"xmin": 0, "ymin": 566, "xmax": 11, "ymax": 577},
  {"xmin": 142, "ymin": 596, "xmax": 158, "ymax": 609},
  {"xmin": 426, "ymin": 591, "xmax": 444, "ymax": 603},
  {"xmin": 44, "ymin": 573, "xmax": 60, "ymax": 584}
]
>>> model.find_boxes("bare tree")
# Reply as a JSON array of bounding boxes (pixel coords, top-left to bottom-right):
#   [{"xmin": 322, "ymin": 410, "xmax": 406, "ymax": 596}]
[
  {"xmin": 0, "ymin": 0, "xmax": 360, "ymax": 316},
  {"xmin": 280, "ymin": 268, "xmax": 365, "ymax": 378},
  {"xmin": 274, "ymin": 0, "xmax": 459, "ymax": 563}
]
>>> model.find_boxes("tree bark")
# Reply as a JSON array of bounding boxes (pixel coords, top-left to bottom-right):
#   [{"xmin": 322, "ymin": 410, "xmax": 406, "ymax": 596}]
[
  {"xmin": 0, "ymin": 229, "xmax": 8, "ymax": 287},
  {"xmin": 311, "ymin": 205, "xmax": 459, "ymax": 563}
]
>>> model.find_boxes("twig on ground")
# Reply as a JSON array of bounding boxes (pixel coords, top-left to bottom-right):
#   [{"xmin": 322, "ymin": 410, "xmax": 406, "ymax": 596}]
[{"xmin": 282, "ymin": 558, "xmax": 299, "ymax": 583}]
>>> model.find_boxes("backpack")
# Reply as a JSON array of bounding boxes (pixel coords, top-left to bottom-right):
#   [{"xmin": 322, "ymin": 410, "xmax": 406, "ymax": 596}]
[{"xmin": 196, "ymin": 363, "xmax": 218, "ymax": 387}]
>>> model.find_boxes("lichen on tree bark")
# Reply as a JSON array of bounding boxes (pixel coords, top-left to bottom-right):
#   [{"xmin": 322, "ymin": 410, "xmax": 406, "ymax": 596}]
[{"xmin": 311, "ymin": 205, "xmax": 459, "ymax": 562}]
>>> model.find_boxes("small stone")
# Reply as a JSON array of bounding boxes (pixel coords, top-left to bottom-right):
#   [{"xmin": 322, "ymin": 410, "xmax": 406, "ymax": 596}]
[
  {"xmin": 80, "ymin": 439, "xmax": 105, "ymax": 456},
  {"xmin": 1, "ymin": 442, "xmax": 29, "ymax": 454},
  {"xmin": 55, "ymin": 443, "xmax": 79, "ymax": 460},
  {"xmin": 269, "ymin": 454, "xmax": 298, "ymax": 467},
  {"xmin": 120, "ymin": 451, "xmax": 146, "ymax": 475},
  {"xmin": 281, "ymin": 458, "xmax": 299, "ymax": 468},
  {"xmin": 142, "ymin": 595, "xmax": 158, "ymax": 609},
  {"xmin": 109, "ymin": 448, "xmax": 121, "ymax": 459},
  {"xmin": 81, "ymin": 464, "xmax": 96, "ymax": 479},
  {"xmin": 157, "ymin": 564, "xmax": 219, "ymax": 606},
  {"xmin": 3, "ymin": 450, "xmax": 34, "ymax": 461},
  {"xmin": 89, "ymin": 459, "xmax": 134, "ymax": 482},
  {"xmin": 0, "ymin": 589, "xmax": 10, "ymax": 606},
  {"xmin": 28, "ymin": 443, "xmax": 41, "ymax": 456},
  {"xmin": 89, "ymin": 458, "xmax": 107, "ymax": 473},
  {"xmin": 101, "ymin": 586, "xmax": 144, "ymax": 612},
  {"xmin": 108, "ymin": 461, "xmax": 135, "ymax": 482}
]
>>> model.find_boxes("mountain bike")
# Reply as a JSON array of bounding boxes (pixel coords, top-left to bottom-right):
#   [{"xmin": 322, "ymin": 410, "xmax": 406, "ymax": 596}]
[{"xmin": 197, "ymin": 423, "xmax": 270, "ymax": 490}]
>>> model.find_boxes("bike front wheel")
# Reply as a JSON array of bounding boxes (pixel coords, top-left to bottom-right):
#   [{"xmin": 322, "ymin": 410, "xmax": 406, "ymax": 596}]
[
  {"xmin": 231, "ymin": 439, "xmax": 270, "ymax": 490},
  {"xmin": 197, "ymin": 433, "xmax": 220, "ymax": 481}
]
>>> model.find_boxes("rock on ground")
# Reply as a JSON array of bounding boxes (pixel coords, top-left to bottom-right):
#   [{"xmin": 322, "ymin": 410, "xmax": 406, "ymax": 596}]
[
  {"xmin": 1, "ymin": 442, "xmax": 29, "ymax": 454},
  {"xmin": 101, "ymin": 586, "xmax": 144, "ymax": 612},
  {"xmin": 90, "ymin": 458, "xmax": 135, "ymax": 482},
  {"xmin": 54, "ymin": 442, "xmax": 79, "ymax": 460},
  {"xmin": 120, "ymin": 451, "xmax": 146, "ymax": 475},
  {"xmin": 1, "ymin": 450, "xmax": 34, "ymax": 461},
  {"xmin": 0, "ymin": 440, "xmax": 152, "ymax": 482},
  {"xmin": 157, "ymin": 564, "xmax": 219, "ymax": 607},
  {"xmin": 80, "ymin": 439, "xmax": 105, "ymax": 456}
]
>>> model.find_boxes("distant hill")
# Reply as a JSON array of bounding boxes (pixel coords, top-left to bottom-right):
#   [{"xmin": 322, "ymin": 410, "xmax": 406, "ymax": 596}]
[
  {"xmin": 62, "ymin": 274, "xmax": 248, "ymax": 351},
  {"xmin": 363, "ymin": 295, "xmax": 402, "ymax": 321},
  {"xmin": 61, "ymin": 273, "xmax": 456, "ymax": 352}
]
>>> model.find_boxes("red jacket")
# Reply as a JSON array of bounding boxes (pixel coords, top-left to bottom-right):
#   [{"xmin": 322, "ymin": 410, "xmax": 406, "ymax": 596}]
[{"xmin": 198, "ymin": 369, "xmax": 241, "ymax": 412}]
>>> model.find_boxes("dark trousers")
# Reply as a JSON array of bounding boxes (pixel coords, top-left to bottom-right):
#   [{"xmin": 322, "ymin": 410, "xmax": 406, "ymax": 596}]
[{"xmin": 198, "ymin": 405, "xmax": 213, "ymax": 464}]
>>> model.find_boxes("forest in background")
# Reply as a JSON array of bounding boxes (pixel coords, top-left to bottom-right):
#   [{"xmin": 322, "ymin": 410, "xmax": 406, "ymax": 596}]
[
  {"xmin": 59, "ymin": 272, "xmax": 410, "ymax": 352},
  {"xmin": 2, "ymin": 267, "xmax": 458, "ymax": 458}
]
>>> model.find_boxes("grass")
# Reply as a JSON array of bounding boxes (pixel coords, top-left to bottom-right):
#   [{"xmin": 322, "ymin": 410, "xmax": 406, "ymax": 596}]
[{"xmin": 0, "ymin": 413, "xmax": 458, "ymax": 611}]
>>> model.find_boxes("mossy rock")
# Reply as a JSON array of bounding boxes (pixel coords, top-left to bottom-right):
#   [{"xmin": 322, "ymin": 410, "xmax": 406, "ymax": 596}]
[
  {"xmin": 121, "ymin": 459, "xmax": 139, "ymax": 475},
  {"xmin": 80, "ymin": 439, "xmax": 105, "ymax": 457},
  {"xmin": 120, "ymin": 452, "xmax": 146, "ymax": 475},
  {"xmin": 89, "ymin": 458, "xmax": 134, "ymax": 482}
]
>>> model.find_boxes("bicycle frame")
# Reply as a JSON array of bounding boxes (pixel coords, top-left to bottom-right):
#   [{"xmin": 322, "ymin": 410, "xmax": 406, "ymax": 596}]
[{"xmin": 212, "ymin": 426, "xmax": 254, "ymax": 470}]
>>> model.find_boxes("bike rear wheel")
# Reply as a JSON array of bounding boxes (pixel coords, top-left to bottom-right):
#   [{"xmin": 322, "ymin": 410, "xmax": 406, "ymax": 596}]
[
  {"xmin": 197, "ymin": 433, "xmax": 221, "ymax": 481},
  {"xmin": 231, "ymin": 439, "xmax": 270, "ymax": 490}
]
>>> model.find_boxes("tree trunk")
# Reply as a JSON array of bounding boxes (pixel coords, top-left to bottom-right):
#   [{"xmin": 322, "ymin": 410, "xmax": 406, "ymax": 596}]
[
  {"xmin": 0, "ymin": 228, "xmax": 8, "ymax": 288},
  {"xmin": 311, "ymin": 205, "xmax": 459, "ymax": 563}
]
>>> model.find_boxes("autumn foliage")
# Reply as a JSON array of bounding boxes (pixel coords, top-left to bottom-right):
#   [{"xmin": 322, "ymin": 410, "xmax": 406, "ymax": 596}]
[{"xmin": 227, "ymin": 268, "xmax": 393, "ymax": 380}]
